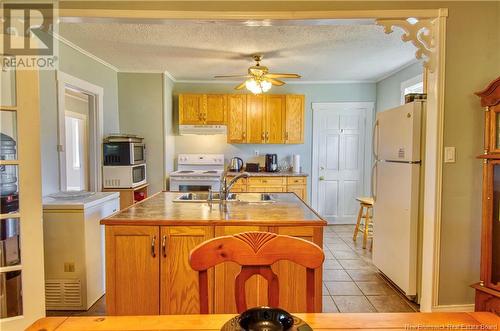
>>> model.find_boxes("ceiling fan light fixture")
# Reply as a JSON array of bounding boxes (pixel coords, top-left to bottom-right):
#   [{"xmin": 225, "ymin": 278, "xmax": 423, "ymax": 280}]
[{"xmin": 245, "ymin": 78, "xmax": 272, "ymax": 94}]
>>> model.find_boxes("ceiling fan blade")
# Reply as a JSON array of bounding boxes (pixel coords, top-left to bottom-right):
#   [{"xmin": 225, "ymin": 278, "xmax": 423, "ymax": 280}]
[
  {"xmin": 267, "ymin": 78, "xmax": 285, "ymax": 86},
  {"xmin": 214, "ymin": 75, "xmax": 250, "ymax": 79},
  {"xmin": 265, "ymin": 73, "xmax": 301, "ymax": 79},
  {"xmin": 235, "ymin": 82, "xmax": 246, "ymax": 90}
]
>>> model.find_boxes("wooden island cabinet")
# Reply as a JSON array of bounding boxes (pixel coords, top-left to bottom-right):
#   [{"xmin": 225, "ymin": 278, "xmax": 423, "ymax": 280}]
[{"xmin": 101, "ymin": 192, "xmax": 326, "ymax": 315}]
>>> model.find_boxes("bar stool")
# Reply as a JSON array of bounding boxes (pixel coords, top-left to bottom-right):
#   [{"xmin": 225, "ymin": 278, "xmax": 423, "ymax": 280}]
[{"xmin": 352, "ymin": 197, "xmax": 374, "ymax": 250}]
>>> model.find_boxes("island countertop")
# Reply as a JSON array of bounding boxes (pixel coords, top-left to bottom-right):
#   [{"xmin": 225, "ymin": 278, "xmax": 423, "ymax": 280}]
[{"xmin": 101, "ymin": 191, "xmax": 326, "ymax": 226}]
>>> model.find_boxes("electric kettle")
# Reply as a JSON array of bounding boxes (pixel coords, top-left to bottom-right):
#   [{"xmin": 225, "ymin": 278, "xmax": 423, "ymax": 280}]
[{"xmin": 229, "ymin": 157, "xmax": 244, "ymax": 172}]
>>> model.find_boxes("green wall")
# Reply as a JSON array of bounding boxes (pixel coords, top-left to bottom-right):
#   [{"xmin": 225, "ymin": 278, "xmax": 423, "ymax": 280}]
[
  {"xmin": 376, "ymin": 62, "xmax": 423, "ymax": 113},
  {"xmin": 39, "ymin": 41, "xmax": 119, "ymax": 195},
  {"xmin": 118, "ymin": 73, "xmax": 165, "ymax": 194}
]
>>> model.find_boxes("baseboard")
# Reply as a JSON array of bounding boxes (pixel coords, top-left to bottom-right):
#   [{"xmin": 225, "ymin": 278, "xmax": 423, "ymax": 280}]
[{"xmin": 431, "ymin": 304, "xmax": 475, "ymax": 312}]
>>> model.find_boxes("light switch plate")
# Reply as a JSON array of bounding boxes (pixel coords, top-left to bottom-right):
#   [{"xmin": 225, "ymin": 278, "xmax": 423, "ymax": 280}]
[{"xmin": 444, "ymin": 147, "xmax": 456, "ymax": 163}]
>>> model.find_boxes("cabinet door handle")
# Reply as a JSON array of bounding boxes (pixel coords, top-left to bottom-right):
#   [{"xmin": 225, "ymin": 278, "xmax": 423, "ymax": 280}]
[
  {"xmin": 151, "ymin": 235, "xmax": 156, "ymax": 258},
  {"xmin": 285, "ymin": 132, "xmax": 289, "ymax": 141},
  {"xmin": 162, "ymin": 235, "xmax": 167, "ymax": 257},
  {"xmin": 261, "ymin": 132, "xmax": 265, "ymax": 142},
  {"xmin": 266, "ymin": 132, "xmax": 269, "ymax": 141},
  {"xmin": 242, "ymin": 132, "xmax": 246, "ymax": 140}
]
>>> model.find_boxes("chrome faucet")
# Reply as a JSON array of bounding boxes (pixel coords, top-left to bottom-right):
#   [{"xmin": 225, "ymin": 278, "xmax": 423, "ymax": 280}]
[{"xmin": 220, "ymin": 169, "xmax": 249, "ymax": 201}]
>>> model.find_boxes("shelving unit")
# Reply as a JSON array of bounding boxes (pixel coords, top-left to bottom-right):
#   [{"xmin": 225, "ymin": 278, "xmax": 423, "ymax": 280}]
[
  {"xmin": 103, "ymin": 183, "xmax": 149, "ymax": 210},
  {"xmin": 472, "ymin": 77, "xmax": 500, "ymax": 314},
  {"xmin": 0, "ymin": 58, "xmax": 45, "ymax": 330}
]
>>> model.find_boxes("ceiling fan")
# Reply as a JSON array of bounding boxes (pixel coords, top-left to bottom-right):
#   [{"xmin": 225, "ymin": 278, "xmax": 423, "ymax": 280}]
[{"xmin": 214, "ymin": 54, "xmax": 301, "ymax": 94}]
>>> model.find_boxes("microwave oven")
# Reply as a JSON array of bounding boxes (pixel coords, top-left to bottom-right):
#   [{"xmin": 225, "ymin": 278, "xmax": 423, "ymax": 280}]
[
  {"xmin": 103, "ymin": 164, "xmax": 147, "ymax": 188},
  {"xmin": 103, "ymin": 142, "xmax": 145, "ymax": 165}
]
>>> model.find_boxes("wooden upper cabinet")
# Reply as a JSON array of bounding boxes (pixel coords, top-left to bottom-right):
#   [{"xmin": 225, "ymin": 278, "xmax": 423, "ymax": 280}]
[
  {"xmin": 285, "ymin": 95, "xmax": 305, "ymax": 144},
  {"xmin": 160, "ymin": 226, "xmax": 214, "ymax": 314},
  {"xmin": 179, "ymin": 94, "xmax": 204, "ymax": 125},
  {"xmin": 179, "ymin": 94, "xmax": 226, "ymax": 125},
  {"xmin": 246, "ymin": 94, "xmax": 266, "ymax": 144},
  {"xmin": 227, "ymin": 94, "xmax": 247, "ymax": 143},
  {"xmin": 205, "ymin": 94, "xmax": 226, "ymax": 124},
  {"xmin": 179, "ymin": 93, "xmax": 304, "ymax": 144},
  {"xmin": 105, "ymin": 226, "xmax": 160, "ymax": 316},
  {"xmin": 265, "ymin": 95, "xmax": 285, "ymax": 144}
]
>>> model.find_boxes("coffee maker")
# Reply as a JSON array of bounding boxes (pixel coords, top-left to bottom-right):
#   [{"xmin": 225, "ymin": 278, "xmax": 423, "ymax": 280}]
[{"xmin": 265, "ymin": 154, "xmax": 278, "ymax": 172}]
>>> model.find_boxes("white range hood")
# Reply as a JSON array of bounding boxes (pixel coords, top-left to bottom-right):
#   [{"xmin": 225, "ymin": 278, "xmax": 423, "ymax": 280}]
[{"xmin": 179, "ymin": 125, "xmax": 227, "ymax": 135}]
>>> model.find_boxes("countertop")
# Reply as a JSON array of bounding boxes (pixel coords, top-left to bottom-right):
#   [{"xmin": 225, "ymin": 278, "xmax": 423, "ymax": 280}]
[
  {"xmin": 226, "ymin": 171, "xmax": 308, "ymax": 177},
  {"xmin": 101, "ymin": 192, "xmax": 325, "ymax": 226},
  {"xmin": 27, "ymin": 313, "xmax": 500, "ymax": 331},
  {"xmin": 43, "ymin": 192, "xmax": 120, "ymax": 210}
]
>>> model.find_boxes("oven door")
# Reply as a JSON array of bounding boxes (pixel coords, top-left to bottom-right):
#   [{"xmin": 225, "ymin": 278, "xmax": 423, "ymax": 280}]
[
  {"xmin": 132, "ymin": 164, "xmax": 147, "ymax": 187},
  {"xmin": 169, "ymin": 177, "xmax": 220, "ymax": 192}
]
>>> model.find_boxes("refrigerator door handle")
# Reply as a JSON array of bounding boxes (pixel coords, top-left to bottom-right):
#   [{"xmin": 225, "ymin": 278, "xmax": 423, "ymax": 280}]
[
  {"xmin": 372, "ymin": 120, "xmax": 379, "ymax": 161},
  {"xmin": 371, "ymin": 162, "xmax": 378, "ymax": 202}
]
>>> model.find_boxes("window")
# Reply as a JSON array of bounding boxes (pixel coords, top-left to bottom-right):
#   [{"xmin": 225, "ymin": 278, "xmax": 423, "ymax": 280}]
[{"xmin": 400, "ymin": 74, "xmax": 424, "ymax": 104}]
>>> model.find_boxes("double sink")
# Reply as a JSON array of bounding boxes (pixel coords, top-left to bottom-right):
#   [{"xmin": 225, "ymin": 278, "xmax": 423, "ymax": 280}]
[{"xmin": 174, "ymin": 192, "xmax": 274, "ymax": 203}]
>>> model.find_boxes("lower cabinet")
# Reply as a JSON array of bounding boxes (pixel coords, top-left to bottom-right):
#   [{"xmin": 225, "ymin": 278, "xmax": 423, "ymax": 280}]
[
  {"xmin": 105, "ymin": 226, "xmax": 160, "ymax": 315},
  {"xmin": 269, "ymin": 226, "xmax": 323, "ymax": 313},
  {"xmin": 105, "ymin": 225, "xmax": 213, "ymax": 315},
  {"xmin": 160, "ymin": 226, "xmax": 214, "ymax": 314}
]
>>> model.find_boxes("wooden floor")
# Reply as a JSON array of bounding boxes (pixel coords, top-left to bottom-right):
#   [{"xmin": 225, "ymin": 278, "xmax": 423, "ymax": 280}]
[{"xmin": 46, "ymin": 225, "xmax": 417, "ymax": 316}]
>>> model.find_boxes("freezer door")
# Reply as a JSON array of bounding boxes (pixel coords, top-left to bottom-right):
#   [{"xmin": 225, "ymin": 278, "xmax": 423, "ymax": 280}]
[
  {"xmin": 372, "ymin": 161, "xmax": 420, "ymax": 296},
  {"xmin": 375, "ymin": 101, "xmax": 422, "ymax": 162}
]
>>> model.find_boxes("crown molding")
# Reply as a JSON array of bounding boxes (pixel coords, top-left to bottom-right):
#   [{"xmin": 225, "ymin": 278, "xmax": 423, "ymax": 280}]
[
  {"xmin": 164, "ymin": 70, "xmax": 177, "ymax": 82},
  {"xmin": 174, "ymin": 79, "xmax": 376, "ymax": 85},
  {"xmin": 52, "ymin": 33, "xmax": 119, "ymax": 72}
]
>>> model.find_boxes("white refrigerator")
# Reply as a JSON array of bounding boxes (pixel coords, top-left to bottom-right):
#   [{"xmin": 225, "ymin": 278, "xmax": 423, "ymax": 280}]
[{"xmin": 372, "ymin": 101, "xmax": 424, "ymax": 298}]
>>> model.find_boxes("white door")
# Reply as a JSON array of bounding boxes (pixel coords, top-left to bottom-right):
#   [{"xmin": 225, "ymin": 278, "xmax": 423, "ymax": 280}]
[
  {"xmin": 312, "ymin": 103, "xmax": 373, "ymax": 224},
  {"xmin": 64, "ymin": 111, "xmax": 88, "ymax": 191}
]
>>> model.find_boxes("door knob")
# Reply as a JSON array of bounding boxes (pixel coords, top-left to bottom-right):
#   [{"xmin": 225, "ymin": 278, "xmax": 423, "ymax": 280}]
[
  {"xmin": 320, "ymin": 166, "xmax": 325, "ymax": 170},
  {"xmin": 319, "ymin": 176, "xmax": 325, "ymax": 181}
]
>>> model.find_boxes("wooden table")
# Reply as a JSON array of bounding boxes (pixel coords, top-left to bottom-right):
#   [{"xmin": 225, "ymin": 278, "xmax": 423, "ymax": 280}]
[{"xmin": 28, "ymin": 312, "xmax": 499, "ymax": 330}]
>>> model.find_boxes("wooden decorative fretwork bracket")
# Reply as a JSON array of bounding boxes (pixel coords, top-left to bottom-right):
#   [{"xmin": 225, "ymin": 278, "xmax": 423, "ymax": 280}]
[{"xmin": 376, "ymin": 18, "xmax": 436, "ymax": 73}]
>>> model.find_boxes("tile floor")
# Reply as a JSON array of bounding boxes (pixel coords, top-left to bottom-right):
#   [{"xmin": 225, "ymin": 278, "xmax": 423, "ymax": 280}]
[
  {"xmin": 47, "ymin": 225, "xmax": 418, "ymax": 316},
  {"xmin": 321, "ymin": 224, "xmax": 418, "ymax": 313}
]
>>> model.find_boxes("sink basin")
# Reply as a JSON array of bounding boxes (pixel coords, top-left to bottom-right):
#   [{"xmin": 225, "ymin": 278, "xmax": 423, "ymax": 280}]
[
  {"xmin": 174, "ymin": 192, "xmax": 237, "ymax": 202},
  {"xmin": 233, "ymin": 193, "xmax": 275, "ymax": 203},
  {"xmin": 173, "ymin": 192, "xmax": 274, "ymax": 203}
]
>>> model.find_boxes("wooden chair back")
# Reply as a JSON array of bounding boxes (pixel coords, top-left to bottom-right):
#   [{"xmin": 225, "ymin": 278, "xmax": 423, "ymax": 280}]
[{"xmin": 189, "ymin": 231, "xmax": 324, "ymax": 314}]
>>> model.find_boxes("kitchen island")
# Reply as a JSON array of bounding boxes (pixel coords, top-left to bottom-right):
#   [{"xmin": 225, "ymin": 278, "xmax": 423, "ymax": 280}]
[{"xmin": 101, "ymin": 192, "xmax": 326, "ymax": 316}]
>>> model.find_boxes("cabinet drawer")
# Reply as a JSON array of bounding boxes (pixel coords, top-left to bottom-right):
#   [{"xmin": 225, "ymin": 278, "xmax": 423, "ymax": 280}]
[
  {"xmin": 229, "ymin": 186, "xmax": 247, "ymax": 193},
  {"xmin": 247, "ymin": 186, "xmax": 284, "ymax": 193},
  {"xmin": 286, "ymin": 177, "xmax": 306, "ymax": 185},
  {"xmin": 227, "ymin": 177, "xmax": 247, "ymax": 185},
  {"xmin": 248, "ymin": 177, "xmax": 286, "ymax": 186}
]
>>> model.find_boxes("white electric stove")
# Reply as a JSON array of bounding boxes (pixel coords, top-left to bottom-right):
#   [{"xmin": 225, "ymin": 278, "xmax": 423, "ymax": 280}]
[{"xmin": 169, "ymin": 154, "xmax": 225, "ymax": 192}]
